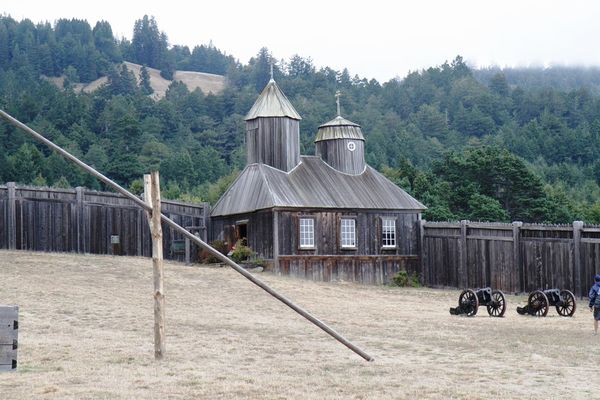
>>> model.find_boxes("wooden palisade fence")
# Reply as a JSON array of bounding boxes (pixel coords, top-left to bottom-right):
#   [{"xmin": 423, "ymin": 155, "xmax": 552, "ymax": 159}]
[
  {"xmin": 0, "ymin": 182, "xmax": 209, "ymax": 263},
  {"xmin": 421, "ymin": 220, "xmax": 600, "ymax": 297}
]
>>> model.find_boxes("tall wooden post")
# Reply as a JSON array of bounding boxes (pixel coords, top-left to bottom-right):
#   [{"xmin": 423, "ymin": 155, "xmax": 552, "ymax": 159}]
[
  {"xmin": 573, "ymin": 220, "xmax": 583, "ymax": 297},
  {"xmin": 75, "ymin": 187, "xmax": 84, "ymax": 253},
  {"xmin": 185, "ymin": 237, "xmax": 191, "ymax": 264},
  {"xmin": 419, "ymin": 218, "xmax": 427, "ymax": 286},
  {"xmin": 458, "ymin": 220, "xmax": 468, "ymax": 288},
  {"xmin": 144, "ymin": 172, "xmax": 165, "ymax": 360},
  {"xmin": 512, "ymin": 221, "xmax": 523, "ymax": 293},
  {"xmin": 7, "ymin": 182, "xmax": 16, "ymax": 250}
]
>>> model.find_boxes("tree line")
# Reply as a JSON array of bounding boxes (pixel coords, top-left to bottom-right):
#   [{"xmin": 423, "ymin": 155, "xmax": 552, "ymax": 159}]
[{"xmin": 1, "ymin": 15, "xmax": 600, "ymax": 223}]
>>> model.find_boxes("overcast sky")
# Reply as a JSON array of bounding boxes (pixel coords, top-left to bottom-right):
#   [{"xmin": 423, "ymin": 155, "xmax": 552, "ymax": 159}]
[{"xmin": 4, "ymin": 0, "xmax": 600, "ymax": 82}]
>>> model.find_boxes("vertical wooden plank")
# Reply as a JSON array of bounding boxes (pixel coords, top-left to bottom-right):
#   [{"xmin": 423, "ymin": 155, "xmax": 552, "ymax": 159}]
[
  {"xmin": 419, "ymin": 218, "xmax": 427, "ymax": 286},
  {"xmin": 512, "ymin": 221, "xmax": 523, "ymax": 293},
  {"xmin": 7, "ymin": 182, "xmax": 16, "ymax": 250},
  {"xmin": 458, "ymin": 220, "xmax": 468, "ymax": 288},
  {"xmin": 273, "ymin": 210, "xmax": 279, "ymax": 270},
  {"xmin": 573, "ymin": 221, "xmax": 583, "ymax": 297},
  {"xmin": 76, "ymin": 187, "xmax": 84, "ymax": 253},
  {"xmin": 182, "ymin": 237, "xmax": 189, "ymax": 264}
]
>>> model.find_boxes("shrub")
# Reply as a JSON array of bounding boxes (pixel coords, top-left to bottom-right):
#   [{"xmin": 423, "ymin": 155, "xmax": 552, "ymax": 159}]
[
  {"xmin": 241, "ymin": 257, "xmax": 267, "ymax": 268},
  {"xmin": 391, "ymin": 270, "xmax": 421, "ymax": 287},
  {"xmin": 203, "ymin": 240, "xmax": 229, "ymax": 263},
  {"xmin": 230, "ymin": 240, "xmax": 256, "ymax": 263}
]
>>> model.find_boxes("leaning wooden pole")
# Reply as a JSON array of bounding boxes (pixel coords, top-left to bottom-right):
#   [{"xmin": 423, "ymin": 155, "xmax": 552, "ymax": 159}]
[
  {"xmin": 0, "ymin": 109, "xmax": 374, "ymax": 362},
  {"xmin": 144, "ymin": 173, "xmax": 166, "ymax": 359}
]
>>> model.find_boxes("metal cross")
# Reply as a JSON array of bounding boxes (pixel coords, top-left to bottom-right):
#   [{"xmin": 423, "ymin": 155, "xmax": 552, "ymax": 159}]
[
  {"xmin": 270, "ymin": 60, "xmax": 274, "ymax": 81},
  {"xmin": 335, "ymin": 91, "xmax": 342, "ymax": 116}
]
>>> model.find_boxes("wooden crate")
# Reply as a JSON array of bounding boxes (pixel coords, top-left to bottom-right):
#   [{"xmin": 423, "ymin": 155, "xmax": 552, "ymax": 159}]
[{"xmin": 0, "ymin": 305, "xmax": 18, "ymax": 371}]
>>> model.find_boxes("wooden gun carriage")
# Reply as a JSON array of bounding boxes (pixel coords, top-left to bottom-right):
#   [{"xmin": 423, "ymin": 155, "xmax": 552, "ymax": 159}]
[
  {"xmin": 516, "ymin": 289, "xmax": 576, "ymax": 317},
  {"xmin": 449, "ymin": 287, "xmax": 506, "ymax": 317}
]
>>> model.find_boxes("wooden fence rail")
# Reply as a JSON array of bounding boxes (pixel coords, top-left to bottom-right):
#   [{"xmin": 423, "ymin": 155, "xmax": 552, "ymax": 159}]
[
  {"xmin": 0, "ymin": 183, "xmax": 209, "ymax": 263},
  {"xmin": 421, "ymin": 220, "xmax": 600, "ymax": 297}
]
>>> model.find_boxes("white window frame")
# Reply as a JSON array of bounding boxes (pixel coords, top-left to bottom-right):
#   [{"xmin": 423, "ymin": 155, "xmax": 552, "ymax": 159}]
[
  {"xmin": 340, "ymin": 218, "xmax": 356, "ymax": 248},
  {"xmin": 299, "ymin": 217, "xmax": 315, "ymax": 249},
  {"xmin": 381, "ymin": 218, "xmax": 397, "ymax": 248}
]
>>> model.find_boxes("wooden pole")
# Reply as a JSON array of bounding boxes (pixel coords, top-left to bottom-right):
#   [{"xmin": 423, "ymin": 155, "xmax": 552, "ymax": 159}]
[
  {"xmin": 0, "ymin": 109, "xmax": 374, "ymax": 362},
  {"xmin": 144, "ymin": 173, "xmax": 166, "ymax": 359}
]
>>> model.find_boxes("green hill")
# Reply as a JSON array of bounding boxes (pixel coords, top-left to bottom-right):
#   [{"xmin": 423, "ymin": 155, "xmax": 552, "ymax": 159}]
[{"xmin": 1, "ymin": 14, "xmax": 600, "ymax": 223}]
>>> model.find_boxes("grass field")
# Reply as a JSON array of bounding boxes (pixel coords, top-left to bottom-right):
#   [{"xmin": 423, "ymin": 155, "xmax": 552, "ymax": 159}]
[{"xmin": 0, "ymin": 250, "xmax": 595, "ymax": 399}]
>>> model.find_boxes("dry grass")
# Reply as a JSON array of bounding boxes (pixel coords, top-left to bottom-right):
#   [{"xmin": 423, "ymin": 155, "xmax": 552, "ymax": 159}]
[
  {"xmin": 0, "ymin": 250, "xmax": 595, "ymax": 399},
  {"xmin": 42, "ymin": 62, "xmax": 225, "ymax": 100}
]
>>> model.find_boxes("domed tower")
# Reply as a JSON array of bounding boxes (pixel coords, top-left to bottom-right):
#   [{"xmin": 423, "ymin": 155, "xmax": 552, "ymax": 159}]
[
  {"xmin": 244, "ymin": 73, "xmax": 301, "ymax": 172},
  {"xmin": 315, "ymin": 92, "xmax": 365, "ymax": 175}
]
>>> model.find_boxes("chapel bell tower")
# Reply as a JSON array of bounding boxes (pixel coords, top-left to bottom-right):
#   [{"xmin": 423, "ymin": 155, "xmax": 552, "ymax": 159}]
[{"xmin": 244, "ymin": 67, "xmax": 302, "ymax": 172}]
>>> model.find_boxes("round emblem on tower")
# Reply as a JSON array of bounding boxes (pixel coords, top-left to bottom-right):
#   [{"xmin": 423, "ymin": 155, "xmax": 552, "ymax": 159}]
[{"xmin": 347, "ymin": 141, "xmax": 356, "ymax": 152}]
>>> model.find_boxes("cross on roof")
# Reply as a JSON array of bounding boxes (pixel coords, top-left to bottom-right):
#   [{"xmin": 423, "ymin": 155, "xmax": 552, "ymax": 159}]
[
  {"xmin": 270, "ymin": 60, "xmax": 274, "ymax": 81},
  {"xmin": 335, "ymin": 91, "xmax": 342, "ymax": 117}
]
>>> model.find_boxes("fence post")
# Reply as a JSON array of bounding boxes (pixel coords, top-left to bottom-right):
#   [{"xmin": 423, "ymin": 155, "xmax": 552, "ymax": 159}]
[
  {"xmin": 202, "ymin": 202, "xmax": 209, "ymax": 242},
  {"xmin": 185, "ymin": 237, "xmax": 191, "ymax": 264},
  {"xmin": 419, "ymin": 218, "xmax": 427, "ymax": 285},
  {"xmin": 573, "ymin": 220, "xmax": 583, "ymax": 297},
  {"xmin": 7, "ymin": 182, "xmax": 16, "ymax": 250},
  {"xmin": 458, "ymin": 220, "xmax": 468, "ymax": 288},
  {"xmin": 75, "ymin": 187, "xmax": 84, "ymax": 253},
  {"xmin": 512, "ymin": 221, "xmax": 523, "ymax": 293}
]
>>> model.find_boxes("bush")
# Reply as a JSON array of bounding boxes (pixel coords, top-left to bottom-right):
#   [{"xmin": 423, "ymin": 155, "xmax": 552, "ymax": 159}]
[
  {"xmin": 203, "ymin": 240, "xmax": 229, "ymax": 263},
  {"xmin": 230, "ymin": 240, "xmax": 256, "ymax": 263},
  {"xmin": 391, "ymin": 270, "xmax": 421, "ymax": 287},
  {"xmin": 241, "ymin": 257, "xmax": 267, "ymax": 269}
]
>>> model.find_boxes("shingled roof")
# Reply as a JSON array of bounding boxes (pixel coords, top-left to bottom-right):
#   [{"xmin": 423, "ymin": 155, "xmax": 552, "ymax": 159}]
[
  {"xmin": 244, "ymin": 79, "xmax": 302, "ymax": 121},
  {"xmin": 315, "ymin": 115, "xmax": 365, "ymax": 142},
  {"xmin": 211, "ymin": 156, "xmax": 425, "ymax": 216}
]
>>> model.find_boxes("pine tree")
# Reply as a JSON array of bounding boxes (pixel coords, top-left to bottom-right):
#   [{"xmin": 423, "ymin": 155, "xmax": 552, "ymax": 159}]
[{"xmin": 139, "ymin": 65, "xmax": 153, "ymax": 94}]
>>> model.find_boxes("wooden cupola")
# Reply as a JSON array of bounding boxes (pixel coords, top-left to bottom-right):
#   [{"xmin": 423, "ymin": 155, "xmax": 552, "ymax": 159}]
[
  {"xmin": 244, "ymin": 75, "xmax": 301, "ymax": 172},
  {"xmin": 315, "ymin": 92, "xmax": 365, "ymax": 175}
]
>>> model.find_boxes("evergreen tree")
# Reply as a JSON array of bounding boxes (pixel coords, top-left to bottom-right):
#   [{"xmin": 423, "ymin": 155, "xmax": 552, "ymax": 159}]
[
  {"xmin": 131, "ymin": 15, "xmax": 166, "ymax": 69},
  {"xmin": 139, "ymin": 65, "xmax": 153, "ymax": 95}
]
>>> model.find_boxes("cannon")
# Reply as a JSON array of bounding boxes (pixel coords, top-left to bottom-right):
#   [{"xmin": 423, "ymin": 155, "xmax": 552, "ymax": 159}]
[
  {"xmin": 449, "ymin": 287, "xmax": 506, "ymax": 317},
  {"xmin": 516, "ymin": 289, "xmax": 576, "ymax": 317}
]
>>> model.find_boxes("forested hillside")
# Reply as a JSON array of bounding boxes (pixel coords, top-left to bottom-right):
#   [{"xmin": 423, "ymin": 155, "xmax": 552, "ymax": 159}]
[{"xmin": 1, "ymin": 14, "xmax": 600, "ymax": 223}]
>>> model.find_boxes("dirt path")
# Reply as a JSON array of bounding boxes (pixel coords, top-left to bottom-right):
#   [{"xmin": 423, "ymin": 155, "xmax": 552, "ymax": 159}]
[{"xmin": 0, "ymin": 250, "xmax": 594, "ymax": 399}]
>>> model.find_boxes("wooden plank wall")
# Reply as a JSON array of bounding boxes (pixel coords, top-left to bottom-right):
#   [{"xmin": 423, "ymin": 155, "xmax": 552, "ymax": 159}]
[
  {"xmin": 315, "ymin": 138, "xmax": 366, "ymax": 175},
  {"xmin": 0, "ymin": 183, "xmax": 209, "ymax": 262},
  {"xmin": 0, "ymin": 305, "xmax": 18, "ymax": 371},
  {"xmin": 422, "ymin": 220, "xmax": 600, "ymax": 297},
  {"xmin": 276, "ymin": 210, "xmax": 419, "ymax": 256},
  {"xmin": 211, "ymin": 211, "xmax": 274, "ymax": 258},
  {"xmin": 246, "ymin": 117, "xmax": 300, "ymax": 172},
  {"xmin": 275, "ymin": 255, "xmax": 420, "ymax": 285}
]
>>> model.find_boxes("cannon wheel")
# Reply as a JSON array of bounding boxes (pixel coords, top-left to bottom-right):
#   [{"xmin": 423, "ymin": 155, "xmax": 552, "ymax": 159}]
[
  {"xmin": 556, "ymin": 290, "xmax": 576, "ymax": 317},
  {"xmin": 458, "ymin": 289, "xmax": 479, "ymax": 317},
  {"xmin": 528, "ymin": 290, "xmax": 549, "ymax": 317},
  {"xmin": 486, "ymin": 290, "xmax": 506, "ymax": 317}
]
